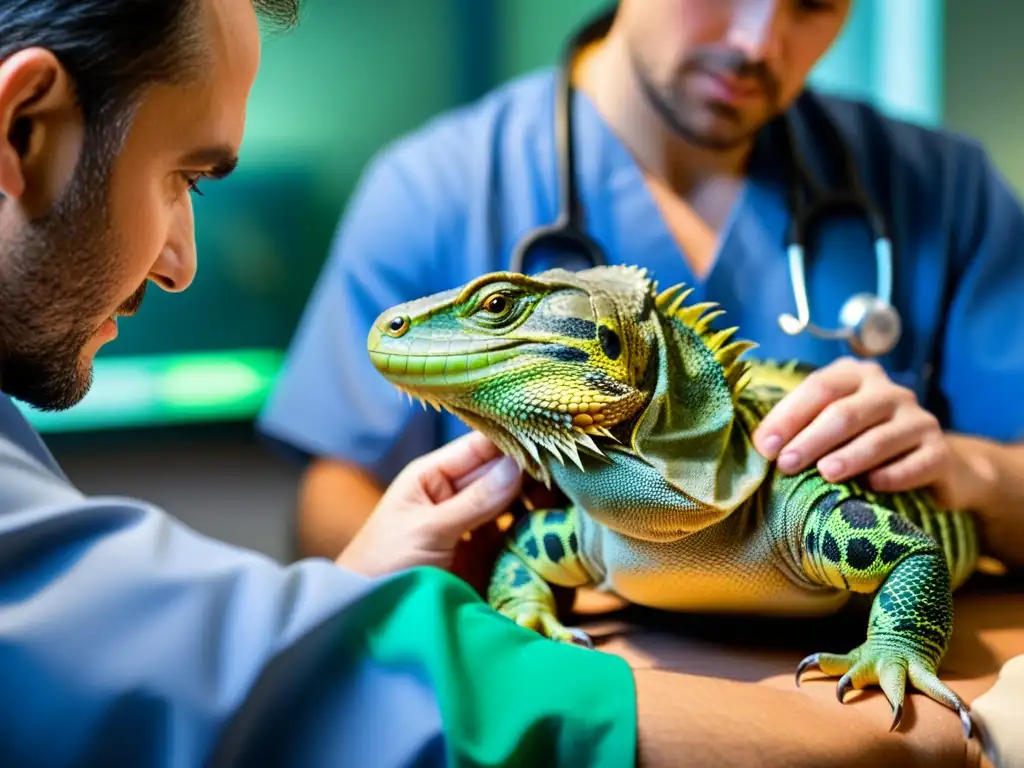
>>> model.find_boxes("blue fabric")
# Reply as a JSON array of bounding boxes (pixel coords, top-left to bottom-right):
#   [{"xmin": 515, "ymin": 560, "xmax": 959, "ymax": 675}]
[
  {"xmin": 0, "ymin": 393, "xmax": 638, "ymax": 767},
  {"xmin": 0, "ymin": 394, "xmax": 437, "ymax": 767},
  {"xmin": 259, "ymin": 68, "xmax": 1024, "ymax": 485}
]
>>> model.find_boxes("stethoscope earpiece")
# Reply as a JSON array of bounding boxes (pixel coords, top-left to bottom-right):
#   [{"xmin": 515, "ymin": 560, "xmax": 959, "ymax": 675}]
[{"xmin": 777, "ymin": 312, "xmax": 808, "ymax": 337}]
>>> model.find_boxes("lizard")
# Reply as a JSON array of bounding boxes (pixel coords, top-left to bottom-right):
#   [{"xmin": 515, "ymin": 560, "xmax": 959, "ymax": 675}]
[{"xmin": 366, "ymin": 263, "xmax": 985, "ymax": 738}]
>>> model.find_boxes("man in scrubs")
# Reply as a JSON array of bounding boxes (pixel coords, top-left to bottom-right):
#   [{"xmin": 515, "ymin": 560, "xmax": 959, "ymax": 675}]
[
  {"xmin": 260, "ymin": 0, "xmax": 1024, "ymax": 567},
  {"xmin": 0, "ymin": 0, "xmax": 706, "ymax": 764}
]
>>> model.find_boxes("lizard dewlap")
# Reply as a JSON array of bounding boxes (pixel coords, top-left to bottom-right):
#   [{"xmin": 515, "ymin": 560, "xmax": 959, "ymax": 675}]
[{"xmin": 367, "ymin": 264, "xmax": 981, "ymax": 739}]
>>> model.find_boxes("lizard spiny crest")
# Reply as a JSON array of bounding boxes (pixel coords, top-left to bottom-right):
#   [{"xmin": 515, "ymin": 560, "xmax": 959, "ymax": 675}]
[{"xmin": 651, "ymin": 282, "xmax": 759, "ymax": 399}]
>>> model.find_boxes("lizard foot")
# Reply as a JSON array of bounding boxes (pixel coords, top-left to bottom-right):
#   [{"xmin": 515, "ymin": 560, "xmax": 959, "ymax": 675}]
[
  {"xmin": 795, "ymin": 645, "xmax": 973, "ymax": 738},
  {"xmin": 505, "ymin": 602, "xmax": 594, "ymax": 648}
]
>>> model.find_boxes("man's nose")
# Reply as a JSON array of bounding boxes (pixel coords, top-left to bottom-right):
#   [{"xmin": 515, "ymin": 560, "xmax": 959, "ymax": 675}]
[
  {"xmin": 149, "ymin": 242, "xmax": 197, "ymax": 293},
  {"xmin": 150, "ymin": 197, "xmax": 198, "ymax": 293},
  {"xmin": 728, "ymin": 0, "xmax": 784, "ymax": 64}
]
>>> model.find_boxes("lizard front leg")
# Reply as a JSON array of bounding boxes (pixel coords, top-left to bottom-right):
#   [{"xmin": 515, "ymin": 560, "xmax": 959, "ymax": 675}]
[
  {"xmin": 795, "ymin": 491, "xmax": 972, "ymax": 737},
  {"xmin": 487, "ymin": 505, "xmax": 596, "ymax": 649}
]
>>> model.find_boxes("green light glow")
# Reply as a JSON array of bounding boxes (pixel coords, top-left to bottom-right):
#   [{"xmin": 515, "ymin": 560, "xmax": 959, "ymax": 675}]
[{"xmin": 15, "ymin": 349, "xmax": 284, "ymax": 433}]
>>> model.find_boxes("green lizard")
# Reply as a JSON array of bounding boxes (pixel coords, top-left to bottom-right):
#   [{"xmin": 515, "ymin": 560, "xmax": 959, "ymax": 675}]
[{"xmin": 367, "ymin": 264, "xmax": 982, "ymax": 738}]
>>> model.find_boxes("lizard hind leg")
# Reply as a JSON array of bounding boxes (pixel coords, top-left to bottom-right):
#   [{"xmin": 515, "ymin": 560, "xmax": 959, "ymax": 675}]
[
  {"xmin": 486, "ymin": 506, "xmax": 597, "ymax": 649},
  {"xmin": 796, "ymin": 494, "xmax": 973, "ymax": 738}
]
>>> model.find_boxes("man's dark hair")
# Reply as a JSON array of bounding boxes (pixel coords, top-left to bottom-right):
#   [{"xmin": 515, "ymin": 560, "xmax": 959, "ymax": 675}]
[{"xmin": 0, "ymin": 0, "xmax": 299, "ymax": 144}]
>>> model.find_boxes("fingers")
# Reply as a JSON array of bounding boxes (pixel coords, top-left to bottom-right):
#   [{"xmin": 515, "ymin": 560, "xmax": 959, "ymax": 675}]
[
  {"xmin": 435, "ymin": 455, "xmax": 523, "ymax": 535},
  {"xmin": 817, "ymin": 410, "xmax": 940, "ymax": 483},
  {"xmin": 420, "ymin": 430, "xmax": 503, "ymax": 482},
  {"xmin": 753, "ymin": 359, "xmax": 934, "ymax": 487},
  {"xmin": 402, "ymin": 431, "xmax": 502, "ymax": 503},
  {"xmin": 386, "ymin": 429, "xmax": 523, "ymax": 547},
  {"xmin": 774, "ymin": 389, "xmax": 895, "ymax": 474},
  {"xmin": 452, "ymin": 454, "xmax": 502, "ymax": 492},
  {"xmin": 748, "ymin": 356, "xmax": 957, "ymax": 498},
  {"xmin": 754, "ymin": 358, "xmax": 866, "ymax": 459},
  {"xmin": 867, "ymin": 439, "xmax": 948, "ymax": 493}
]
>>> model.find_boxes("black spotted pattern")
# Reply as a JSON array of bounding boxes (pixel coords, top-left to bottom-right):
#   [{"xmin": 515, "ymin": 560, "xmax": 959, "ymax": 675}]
[
  {"xmin": 887, "ymin": 514, "xmax": 923, "ymax": 538},
  {"xmin": 567, "ymin": 532, "xmax": 579, "ymax": 553},
  {"xmin": 538, "ymin": 317, "xmax": 597, "ymax": 340},
  {"xmin": 840, "ymin": 500, "xmax": 878, "ymax": 529},
  {"xmin": 543, "ymin": 533, "xmax": 566, "ymax": 562},
  {"xmin": 845, "ymin": 537, "xmax": 878, "ymax": 570},
  {"xmin": 817, "ymin": 490, "xmax": 841, "ymax": 514},
  {"xmin": 881, "ymin": 541, "xmax": 910, "ymax": 564},
  {"xmin": 535, "ymin": 345, "xmax": 589, "ymax": 363},
  {"xmin": 583, "ymin": 372, "xmax": 630, "ymax": 397},
  {"xmin": 522, "ymin": 536, "xmax": 539, "ymax": 559},
  {"xmin": 822, "ymin": 532, "xmax": 842, "ymax": 563}
]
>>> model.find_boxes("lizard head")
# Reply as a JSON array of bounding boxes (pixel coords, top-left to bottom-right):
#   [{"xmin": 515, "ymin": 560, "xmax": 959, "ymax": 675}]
[{"xmin": 367, "ymin": 265, "xmax": 658, "ymax": 485}]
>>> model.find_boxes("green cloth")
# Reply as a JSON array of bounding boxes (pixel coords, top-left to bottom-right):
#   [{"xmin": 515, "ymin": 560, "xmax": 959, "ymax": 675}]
[{"xmin": 345, "ymin": 566, "xmax": 637, "ymax": 767}]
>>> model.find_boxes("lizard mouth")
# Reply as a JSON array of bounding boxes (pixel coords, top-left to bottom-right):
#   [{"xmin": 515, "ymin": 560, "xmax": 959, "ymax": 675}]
[
  {"xmin": 369, "ymin": 331, "xmax": 643, "ymax": 487},
  {"xmin": 368, "ymin": 338, "xmax": 528, "ymax": 392}
]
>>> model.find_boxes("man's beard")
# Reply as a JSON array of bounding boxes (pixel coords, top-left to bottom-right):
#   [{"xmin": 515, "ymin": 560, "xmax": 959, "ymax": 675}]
[
  {"xmin": 0, "ymin": 123, "xmax": 145, "ymax": 412},
  {"xmin": 629, "ymin": 45, "xmax": 781, "ymax": 152}
]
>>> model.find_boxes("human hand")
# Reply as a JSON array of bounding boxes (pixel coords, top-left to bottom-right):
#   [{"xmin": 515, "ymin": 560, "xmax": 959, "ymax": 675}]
[
  {"xmin": 752, "ymin": 357, "xmax": 972, "ymax": 506},
  {"xmin": 335, "ymin": 431, "xmax": 523, "ymax": 579}
]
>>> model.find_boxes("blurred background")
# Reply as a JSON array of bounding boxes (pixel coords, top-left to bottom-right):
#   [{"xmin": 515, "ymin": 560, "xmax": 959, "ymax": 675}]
[{"xmin": 27, "ymin": 0, "xmax": 1015, "ymax": 562}]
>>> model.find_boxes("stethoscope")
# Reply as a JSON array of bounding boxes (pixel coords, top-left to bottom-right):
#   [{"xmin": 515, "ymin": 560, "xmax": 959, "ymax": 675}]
[{"xmin": 507, "ymin": 5, "xmax": 903, "ymax": 360}]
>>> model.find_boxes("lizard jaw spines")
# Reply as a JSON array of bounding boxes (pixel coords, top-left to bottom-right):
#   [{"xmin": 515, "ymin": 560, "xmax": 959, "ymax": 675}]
[
  {"xmin": 396, "ymin": 387, "xmax": 614, "ymax": 488},
  {"xmin": 653, "ymin": 281, "xmax": 759, "ymax": 398}
]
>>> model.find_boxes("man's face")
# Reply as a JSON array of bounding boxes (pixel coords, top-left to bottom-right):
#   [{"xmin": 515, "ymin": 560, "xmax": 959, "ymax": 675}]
[
  {"xmin": 618, "ymin": 0, "xmax": 851, "ymax": 150},
  {"xmin": 0, "ymin": 0, "xmax": 261, "ymax": 411}
]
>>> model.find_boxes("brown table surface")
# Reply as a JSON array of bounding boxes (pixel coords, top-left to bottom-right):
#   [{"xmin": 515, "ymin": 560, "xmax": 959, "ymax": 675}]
[{"xmin": 566, "ymin": 573, "xmax": 1024, "ymax": 767}]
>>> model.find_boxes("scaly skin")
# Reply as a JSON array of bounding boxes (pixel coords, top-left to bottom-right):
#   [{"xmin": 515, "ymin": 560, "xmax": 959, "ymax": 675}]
[{"xmin": 366, "ymin": 264, "xmax": 982, "ymax": 738}]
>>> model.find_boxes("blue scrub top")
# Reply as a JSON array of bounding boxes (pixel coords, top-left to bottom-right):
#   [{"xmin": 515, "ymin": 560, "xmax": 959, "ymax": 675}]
[
  {"xmin": 259, "ymin": 68, "xmax": 1024, "ymax": 486},
  {"xmin": 0, "ymin": 393, "xmax": 636, "ymax": 766}
]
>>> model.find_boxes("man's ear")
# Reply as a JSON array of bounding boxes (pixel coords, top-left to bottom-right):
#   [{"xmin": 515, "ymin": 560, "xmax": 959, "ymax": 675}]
[{"xmin": 0, "ymin": 47, "xmax": 82, "ymax": 206}]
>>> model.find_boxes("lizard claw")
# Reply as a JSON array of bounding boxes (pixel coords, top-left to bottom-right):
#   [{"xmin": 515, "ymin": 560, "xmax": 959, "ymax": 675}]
[
  {"xmin": 568, "ymin": 627, "xmax": 595, "ymax": 650},
  {"xmin": 795, "ymin": 642, "xmax": 971, "ymax": 738},
  {"xmin": 958, "ymin": 705, "xmax": 974, "ymax": 740},
  {"xmin": 889, "ymin": 702, "xmax": 904, "ymax": 732},
  {"xmin": 795, "ymin": 652, "xmax": 821, "ymax": 687},
  {"xmin": 836, "ymin": 672, "xmax": 854, "ymax": 703},
  {"xmin": 504, "ymin": 604, "xmax": 595, "ymax": 649}
]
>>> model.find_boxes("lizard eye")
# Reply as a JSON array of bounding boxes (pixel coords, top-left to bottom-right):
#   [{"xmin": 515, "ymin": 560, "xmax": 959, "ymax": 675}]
[
  {"xmin": 481, "ymin": 292, "xmax": 513, "ymax": 316},
  {"xmin": 467, "ymin": 288, "xmax": 527, "ymax": 329},
  {"xmin": 384, "ymin": 315, "xmax": 410, "ymax": 336},
  {"xmin": 483, "ymin": 296, "xmax": 507, "ymax": 317}
]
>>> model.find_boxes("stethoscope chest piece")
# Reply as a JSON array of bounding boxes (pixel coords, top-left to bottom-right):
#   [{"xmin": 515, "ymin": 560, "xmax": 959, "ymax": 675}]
[
  {"xmin": 838, "ymin": 292, "xmax": 902, "ymax": 359},
  {"xmin": 778, "ymin": 232, "xmax": 903, "ymax": 359}
]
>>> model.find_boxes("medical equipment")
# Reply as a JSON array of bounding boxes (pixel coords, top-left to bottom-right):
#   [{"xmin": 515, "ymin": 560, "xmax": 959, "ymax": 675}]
[{"xmin": 507, "ymin": 5, "xmax": 903, "ymax": 359}]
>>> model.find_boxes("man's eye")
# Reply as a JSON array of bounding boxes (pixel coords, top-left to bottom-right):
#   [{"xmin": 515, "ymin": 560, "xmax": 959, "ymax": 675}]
[
  {"xmin": 182, "ymin": 173, "xmax": 206, "ymax": 196},
  {"xmin": 797, "ymin": 0, "xmax": 835, "ymax": 11}
]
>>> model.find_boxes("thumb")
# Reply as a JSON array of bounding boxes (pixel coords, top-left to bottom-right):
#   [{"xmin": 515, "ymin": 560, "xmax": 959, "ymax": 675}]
[{"xmin": 435, "ymin": 455, "xmax": 522, "ymax": 535}]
